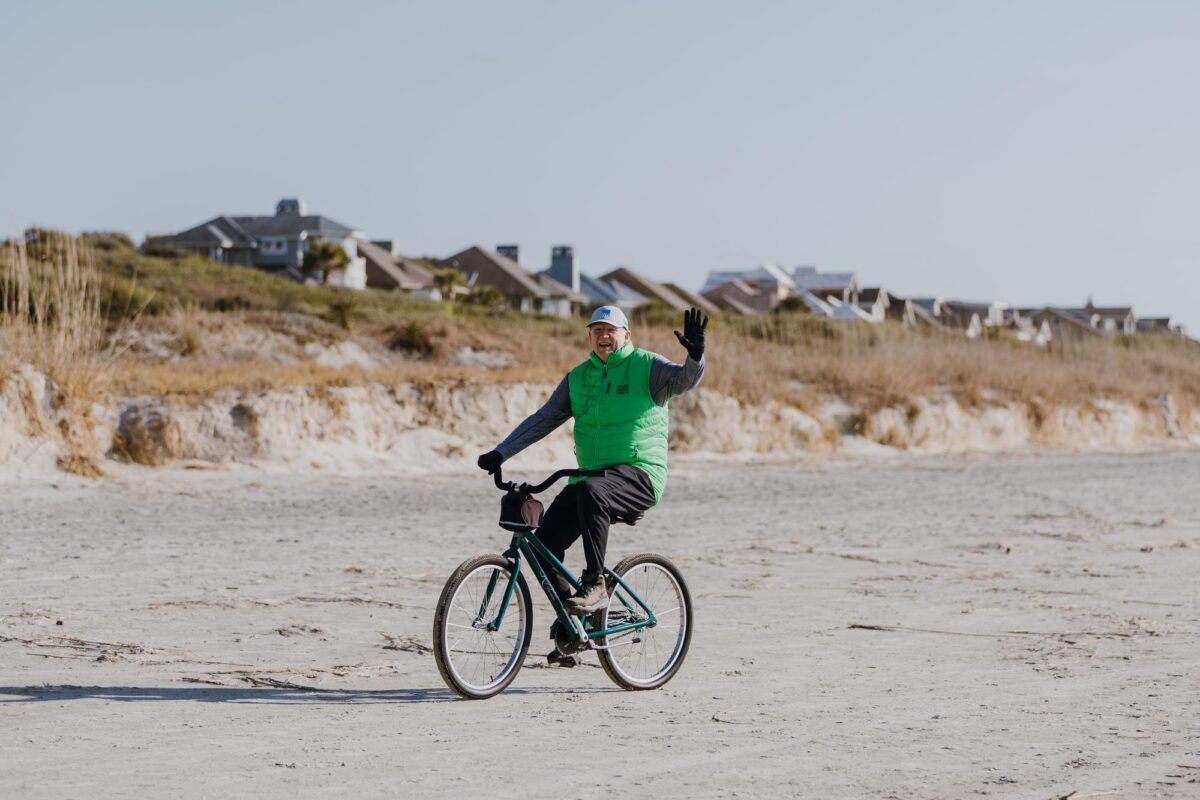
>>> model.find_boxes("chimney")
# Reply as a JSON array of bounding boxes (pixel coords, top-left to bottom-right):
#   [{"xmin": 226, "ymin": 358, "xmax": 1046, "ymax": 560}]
[
  {"xmin": 496, "ymin": 244, "xmax": 520, "ymax": 263},
  {"xmin": 276, "ymin": 197, "xmax": 306, "ymax": 216},
  {"xmin": 549, "ymin": 245, "xmax": 579, "ymax": 292}
]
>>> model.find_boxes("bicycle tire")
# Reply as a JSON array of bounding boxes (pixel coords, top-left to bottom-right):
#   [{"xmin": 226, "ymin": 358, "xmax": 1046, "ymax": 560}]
[
  {"xmin": 433, "ymin": 554, "xmax": 533, "ymax": 699},
  {"xmin": 596, "ymin": 553, "xmax": 692, "ymax": 690}
]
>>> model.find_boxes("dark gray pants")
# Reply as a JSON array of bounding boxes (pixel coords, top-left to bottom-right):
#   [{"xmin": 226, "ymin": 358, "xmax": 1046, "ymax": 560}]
[{"xmin": 532, "ymin": 465, "xmax": 656, "ymax": 600}]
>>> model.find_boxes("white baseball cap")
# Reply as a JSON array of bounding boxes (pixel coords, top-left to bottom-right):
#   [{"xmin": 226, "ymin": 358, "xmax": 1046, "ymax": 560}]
[{"xmin": 587, "ymin": 305, "xmax": 629, "ymax": 329}]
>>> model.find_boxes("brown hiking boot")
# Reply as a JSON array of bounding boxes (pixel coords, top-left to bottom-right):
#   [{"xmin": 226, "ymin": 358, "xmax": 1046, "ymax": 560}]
[{"xmin": 565, "ymin": 574, "xmax": 608, "ymax": 614}]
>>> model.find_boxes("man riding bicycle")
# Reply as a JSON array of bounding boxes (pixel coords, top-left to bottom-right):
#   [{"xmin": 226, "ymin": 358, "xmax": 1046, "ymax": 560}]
[{"xmin": 476, "ymin": 305, "xmax": 707, "ymax": 662}]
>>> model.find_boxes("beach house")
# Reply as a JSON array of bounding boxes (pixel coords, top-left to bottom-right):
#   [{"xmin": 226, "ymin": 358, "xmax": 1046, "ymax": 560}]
[{"xmin": 156, "ymin": 198, "xmax": 366, "ymax": 289}]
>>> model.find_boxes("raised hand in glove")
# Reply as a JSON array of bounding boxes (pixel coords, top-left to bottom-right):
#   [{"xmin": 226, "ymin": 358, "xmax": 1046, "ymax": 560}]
[
  {"xmin": 477, "ymin": 450, "xmax": 504, "ymax": 475},
  {"xmin": 673, "ymin": 307, "xmax": 708, "ymax": 362}
]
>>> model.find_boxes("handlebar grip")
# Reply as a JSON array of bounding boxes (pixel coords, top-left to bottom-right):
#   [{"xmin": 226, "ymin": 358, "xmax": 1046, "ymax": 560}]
[{"xmin": 493, "ymin": 468, "xmax": 514, "ymax": 492}]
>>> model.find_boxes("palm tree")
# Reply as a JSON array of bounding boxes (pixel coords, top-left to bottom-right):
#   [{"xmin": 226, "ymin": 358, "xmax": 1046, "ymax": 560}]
[
  {"xmin": 301, "ymin": 239, "xmax": 350, "ymax": 285},
  {"xmin": 433, "ymin": 268, "xmax": 465, "ymax": 301}
]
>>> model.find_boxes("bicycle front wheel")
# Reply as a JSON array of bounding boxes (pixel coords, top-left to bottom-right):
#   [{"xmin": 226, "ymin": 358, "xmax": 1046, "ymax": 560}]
[
  {"xmin": 596, "ymin": 553, "xmax": 692, "ymax": 690},
  {"xmin": 433, "ymin": 554, "xmax": 532, "ymax": 699}
]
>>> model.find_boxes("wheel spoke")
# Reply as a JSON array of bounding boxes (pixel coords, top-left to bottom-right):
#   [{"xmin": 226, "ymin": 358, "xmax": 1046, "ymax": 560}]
[
  {"xmin": 600, "ymin": 559, "xmax": 688, "ymax": 688},
  {"xmin": 437, "ymin": 560, "xmax": 528, "ymax": 696}
]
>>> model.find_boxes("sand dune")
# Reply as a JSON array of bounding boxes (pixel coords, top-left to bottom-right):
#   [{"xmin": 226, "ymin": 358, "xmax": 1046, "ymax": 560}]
[{"xmin": 3, "ymin": 365, "xmax": 1198, "ymax": 480}]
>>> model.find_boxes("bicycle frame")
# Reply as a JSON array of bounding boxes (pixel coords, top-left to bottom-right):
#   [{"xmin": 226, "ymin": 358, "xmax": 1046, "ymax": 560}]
[{"xmin": 480, "ymin": 528, "xmax": 659, "ymax": 642}]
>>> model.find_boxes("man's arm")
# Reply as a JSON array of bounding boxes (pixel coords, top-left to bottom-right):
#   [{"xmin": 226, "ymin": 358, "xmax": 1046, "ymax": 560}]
[
  {"xmin": 493, "ymin": 375, "xmax": 572, "ymax": 460},
  {"xmin": 648, "ymin": 306, "xmax": 708, "ymax": 405},
  {"xmin": 649, "ymin": 353, "xmax": 705, "ymax": 406}
]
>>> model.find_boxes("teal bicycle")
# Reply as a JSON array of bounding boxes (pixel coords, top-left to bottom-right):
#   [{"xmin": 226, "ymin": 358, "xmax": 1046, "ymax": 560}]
[{"xmin": 433, "ymin": 467, "xmax": 693, "ymax": 699}]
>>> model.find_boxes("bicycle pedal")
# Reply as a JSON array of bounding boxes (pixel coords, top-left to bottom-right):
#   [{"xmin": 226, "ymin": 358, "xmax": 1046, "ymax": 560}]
[{"xmin": 547, "ymin": 650, "xmax": 579, "ymax": 668}]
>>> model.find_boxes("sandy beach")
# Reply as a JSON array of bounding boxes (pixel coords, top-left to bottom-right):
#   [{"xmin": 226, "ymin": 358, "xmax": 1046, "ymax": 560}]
[{"xmin": 2, "ymin": 451, "xmax": 1199, "ymax": 798}]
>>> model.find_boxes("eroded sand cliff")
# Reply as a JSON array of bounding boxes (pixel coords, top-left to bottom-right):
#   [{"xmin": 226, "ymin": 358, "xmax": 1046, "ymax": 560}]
[{"xmin": 3, "ymin": 366, "xmax": 1197, "ymax": 478}]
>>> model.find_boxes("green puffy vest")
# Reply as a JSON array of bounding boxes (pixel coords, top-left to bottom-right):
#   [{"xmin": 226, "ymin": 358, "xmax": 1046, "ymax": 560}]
[{"xmin": 567, "ymin": 341, "xmax": 669, "ymax": 503}]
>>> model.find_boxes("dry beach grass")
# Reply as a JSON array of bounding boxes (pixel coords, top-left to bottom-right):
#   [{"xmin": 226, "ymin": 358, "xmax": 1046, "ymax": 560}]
[
  {"xmin": 644, "ymin": 312, "xmax": 1200, "ymax": 418},
  {"xmin": 0, "ymin": 235, "xmax": 110, "ymax": 474},
  {"xmin": 0, "ymin": 235, "xmax": 104, "ymax": 387},
  {"xmin": 4, "ymin": 232, "xmax": 1200, "ymax": 427}
]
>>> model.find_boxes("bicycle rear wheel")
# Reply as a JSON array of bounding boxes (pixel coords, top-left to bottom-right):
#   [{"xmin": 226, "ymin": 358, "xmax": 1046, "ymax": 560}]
[
  {"xmin": 433, "ymin": 554, "xmax": 532, "ymax": 699},
  {"xmin": 596, "ymin": 553, "xmax": 692, "ymax": 690}
]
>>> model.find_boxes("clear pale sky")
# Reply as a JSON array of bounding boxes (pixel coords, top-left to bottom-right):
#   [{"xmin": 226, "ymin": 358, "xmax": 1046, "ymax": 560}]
[{"xmin": 2, "ymin": 1, "xmax": 1197, "ymax": 331}]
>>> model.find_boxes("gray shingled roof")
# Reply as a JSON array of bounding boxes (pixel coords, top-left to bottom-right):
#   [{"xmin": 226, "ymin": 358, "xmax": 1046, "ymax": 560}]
[
  {"xmin": 358, "ymin": 240, "xmax": 432, "ymax": 290},
  {"xmin": 791, "ymin": 270, "xmax": 857, "ymax": 292},
  {"xmin": 703, "ymin": 285, "xmax": 758, "ymax": 315},
  {"xmin": 579, "ymin": 273, "xmax": 618, "ymax": 305},
  {"xmin": 702, "ymin": 279, "xmax": 761, "ymax": 315},
  {"xmin": 535, "ymin": 271, "xmax": 588, "ymax": 303},
  {"xmin": 599, "ymin": 267, "xmax": 690, "ymax": 311},
  {"xmin": 701, "ymin": 264, "xmax": 795, "ymax": 294},
  {"xmin": 1032, "ymin": 307, "xmax": 1104, "ymax": 334},
  {"xmin": 907, "ymin": 301, "xmax": 944, "ymax": 328},
  {"xmin": 231, "ymin": 214, "xmax": 356, "ymax": 239},
  {"xmin": 163, "ymin": 209, "xmax": 357, "ymax": 248},
  {"xmin": 857, "ymin": 287, "xmax": 889, "ymax": 305},
  {"xmin": 164, "ymin": 215, "xmax": 258, "ymax": 248},
  {"xmin": 942, "ymin": 300, "xmax": 1005, "ymax": 313},
  {"xmin": 579, "ymin": 274, "xmax": 648, "ymax": 307},
  {"xmin": 441, "ymin": 246, "xmax": 550, "ymax": 298},
  {"xmin": 1068, "ymin": 304, "xmax": 1133, "ymax": 319},
  {"xmin": 662, "ymin": 282, "xmax": 721, "ymax": 315}
]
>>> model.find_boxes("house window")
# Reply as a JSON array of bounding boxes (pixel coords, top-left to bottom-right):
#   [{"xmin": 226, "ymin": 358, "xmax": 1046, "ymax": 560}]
[{"xmin": 260, "ymin": 238, "xmax": 287, "ymax": 254}]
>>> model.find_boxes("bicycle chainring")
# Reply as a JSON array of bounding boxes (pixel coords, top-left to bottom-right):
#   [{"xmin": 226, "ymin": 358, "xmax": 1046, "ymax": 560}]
[{"xmin": 554, "ymin": 620, "xmax": 588, "ymax": 655}]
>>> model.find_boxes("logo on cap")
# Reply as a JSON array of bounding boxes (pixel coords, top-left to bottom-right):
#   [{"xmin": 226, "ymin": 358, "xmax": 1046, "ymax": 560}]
[{"xmin": 587, "ymin": 305, "xmax": 629, "ymax": 328}]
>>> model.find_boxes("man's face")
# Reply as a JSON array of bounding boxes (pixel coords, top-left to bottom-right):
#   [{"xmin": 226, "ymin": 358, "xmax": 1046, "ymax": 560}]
[{"xmin": 588, "ymin": 323, "xmax": 630, "ymax": 362}]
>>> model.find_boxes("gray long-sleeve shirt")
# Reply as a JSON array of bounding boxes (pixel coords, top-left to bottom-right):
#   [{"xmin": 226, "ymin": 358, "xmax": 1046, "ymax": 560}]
[{"xmin": 494, "ymin": 351, "xmax": 705, "ymax": 460}]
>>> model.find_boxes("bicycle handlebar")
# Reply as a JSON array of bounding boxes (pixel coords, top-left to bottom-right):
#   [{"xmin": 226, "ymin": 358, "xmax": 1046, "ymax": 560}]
[{"xmin": 493, "ymin": 467, "xmax": 606, "ymax": 494}]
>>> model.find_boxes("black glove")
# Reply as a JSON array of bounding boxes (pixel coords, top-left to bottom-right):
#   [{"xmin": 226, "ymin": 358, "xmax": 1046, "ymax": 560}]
[
  {"xmin": 477, "ymin": 450, "xmax": 504, "ymax": 475},
  {"xmin": 673, "ymin": 307, "xmax": 708, "ymax": 362}
]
